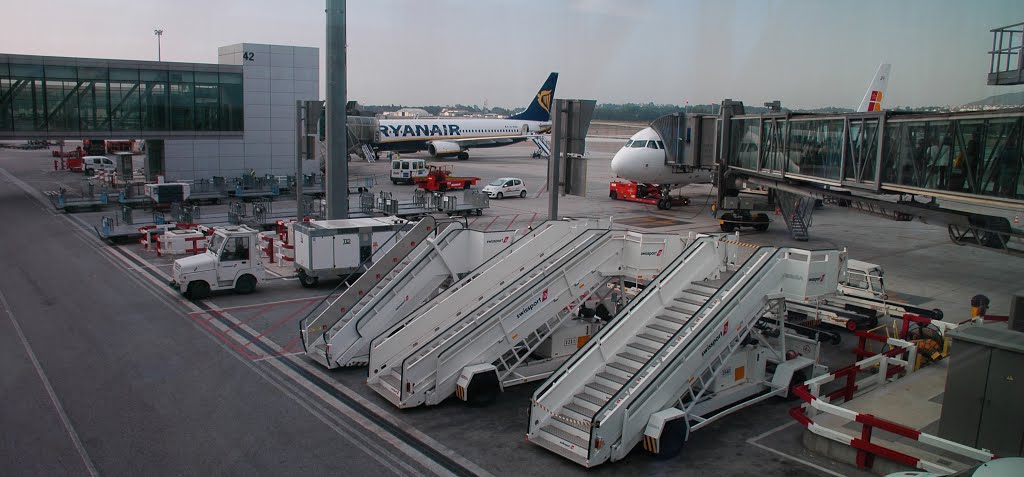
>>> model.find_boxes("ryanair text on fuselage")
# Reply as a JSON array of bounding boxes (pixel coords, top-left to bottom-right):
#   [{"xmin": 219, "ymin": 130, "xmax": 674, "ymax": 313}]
[{"xmin": 379, "ymin": 124, "xmax": 462, "ymax": 138}]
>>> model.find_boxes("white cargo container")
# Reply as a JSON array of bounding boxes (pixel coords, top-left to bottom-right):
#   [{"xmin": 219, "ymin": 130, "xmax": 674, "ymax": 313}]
[{"xmin": 291, "ymin": 216, "xmax": 409, "ymax": 287}]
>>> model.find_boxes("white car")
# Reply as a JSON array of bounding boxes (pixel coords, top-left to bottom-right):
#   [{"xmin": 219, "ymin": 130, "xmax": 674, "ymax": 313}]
[
  {"xmin": 81, "ymin": 156, "xmax": 116, "ymax": 173},
  {"xmin": 482, "ymin": 177, "xmax": 527, "ymax": 199}
]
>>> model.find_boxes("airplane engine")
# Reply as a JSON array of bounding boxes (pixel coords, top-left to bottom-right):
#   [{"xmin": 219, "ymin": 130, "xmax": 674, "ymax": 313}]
[{"xmin": 427, "ymin": 141, "xmax": 462, "ymax": 157}]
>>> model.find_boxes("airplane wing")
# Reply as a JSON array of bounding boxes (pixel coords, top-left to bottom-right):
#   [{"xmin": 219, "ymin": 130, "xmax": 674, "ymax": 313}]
[{"xmin": 441, "ymin": 133, "xmax": 549, "ymax": 148}]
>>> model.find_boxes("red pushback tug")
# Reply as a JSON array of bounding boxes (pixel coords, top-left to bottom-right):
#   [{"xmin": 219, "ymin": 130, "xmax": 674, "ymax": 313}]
[
  {"xmin": 415, "ymin": 165, "xmax": 480, "ymax": 192},
  {"xmin": 609, "ymin": 180, "xmax": 689, "ymax": 210}
]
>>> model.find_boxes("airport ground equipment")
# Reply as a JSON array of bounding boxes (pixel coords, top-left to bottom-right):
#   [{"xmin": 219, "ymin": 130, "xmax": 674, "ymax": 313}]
[
  {"xmin": 716, "ymin": 195, "xmax": 772, "ymax": 233},
  {"xmin": 390, "ymin": 158, "xmax": 428, "ymax": 184},
  {"xmin": 527, "ymin": 241, "xmax": 844, "ymax": 467},
  {"xmin": 415, "ymin": 165, "xmax": 480, "ymax": 192},
  {"xmin": 366, "ymin": 220, "xmax": 690, "ymax": 408},
  {"xmin": 171, "ymin": 225, "xmax": 265, "ymax": 299},
  {"xmin": 609, "ymin": 180, "xmax": 689, "ymax": 210},
  {"xmin": 300, "ymin": 217, "xmax": 518, "ymax": 369},
  {"xmin": 291, "ymin": 217, "xmax": 409, "ymax": 287}
]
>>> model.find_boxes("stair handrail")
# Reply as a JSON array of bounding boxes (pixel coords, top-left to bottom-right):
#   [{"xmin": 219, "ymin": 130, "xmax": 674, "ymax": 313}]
[
  {"xmin": 298, "ymin": 218, "xmax": 426, "ymax": 353},
  {"xmin": 589, "ymin": 247, "xmax": 780, "ymax": 461},
  {"xmin": 427, "ymin": 230, "xmax": 618, "ymax": 384},
  {"xmin": 397, "ymin": 229, "xmax": 610, "ymax": 403},
  {"xmin": 366, "ymin": 221, "xmax": 565, "ymax": 359}
]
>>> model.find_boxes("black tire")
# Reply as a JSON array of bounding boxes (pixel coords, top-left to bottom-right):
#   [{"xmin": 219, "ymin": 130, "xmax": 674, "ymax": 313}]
[
  {"xmin": 298, "ymin": 270, "xmax": 319, "ymax": 288},
  {"xmin": 830, "ymin": 333, "xmax": 842, "ymax": 346},
  {"xmin": 653, "ymin": 418, "xmax": 689, "ymax": 458},
  {"xmin": 496, "ymin": 192, "xmax": 503, "ymax": 200},
  {"xmin": 234, "ymin": 274, "xmax": 257, "ymax": 294},
  {"xmin": 458, "ymin": 152, "xmax": 469, "ymax": 160},
  {"xmin": 662, "ymin": 199, "xmax": 673, "ymax": 210},
  {"xmin": 466, "ymin": 371, "xmax": 500, "ymax": 407},
  {"xmin": 610, "ymin": 190, "xmax": 618, "ymax": 200},
  {"xmin": 186, "ymin": 280, "xmax": 210, "ymax": 300},
  {"xmin": 520, "ymin": 190, "xmax": 527, "ymax": 198},
  {"xmin": 754, "ymin": 213, "xmax": 770, "ymax": 232},
  {"xmin": 391, "ymin": 179, "xmax": 398, "ymax": 184},
  {"xmin": 720, "ymin": 213, "xmax": 736, "ymax": 233}
]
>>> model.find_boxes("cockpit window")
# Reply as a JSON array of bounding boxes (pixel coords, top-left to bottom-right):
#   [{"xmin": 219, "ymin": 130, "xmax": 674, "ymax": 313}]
[
  {"xmin": 656, "ymin": 141, "xmax": 665, "ymax": 149},
  {"xmin": 630, "ymin": 140, "xmax": 648, "ymax": 148},
  {"xmin": 624, "ymin": 140, "xmax": 633, "ymax": 147},
  {"xmin": 647, "ymin": 141, "xmax": 658, "ymax": 149}
]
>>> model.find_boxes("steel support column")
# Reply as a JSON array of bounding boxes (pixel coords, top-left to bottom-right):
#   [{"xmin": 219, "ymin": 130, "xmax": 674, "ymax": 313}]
[{"xmin": 325, "ymin": 0, "xmax": 348, "ymax": 219}]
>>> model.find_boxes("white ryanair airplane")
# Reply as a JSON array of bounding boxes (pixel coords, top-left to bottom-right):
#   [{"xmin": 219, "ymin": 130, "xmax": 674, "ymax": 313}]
[
  {"xmin": 372, "ymin": 73, "xmax": 557, "ymax": 160},
  {"xmin": 609, "ymin": 64, "xmax": 891, "ymax": 189}
]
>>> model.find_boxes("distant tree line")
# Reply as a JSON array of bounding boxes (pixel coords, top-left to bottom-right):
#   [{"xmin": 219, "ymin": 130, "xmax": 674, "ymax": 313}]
[{"xmin": 358, "ymin": 102, "xmax": 951, "ymax": 120}]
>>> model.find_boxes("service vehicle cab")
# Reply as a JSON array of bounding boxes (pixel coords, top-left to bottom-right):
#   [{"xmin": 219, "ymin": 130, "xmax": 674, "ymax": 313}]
[
  {"xmin": 171, "ymin": 225, "xmax": 264, "ymax": 299},
  {"xmin": 482, "ymin": 177, "xmax": 527, "ymax": 199},
  {"xmin": 81, "ymin": 155, "xmax": 116, "ymax": 173},
  {"xmin": 390, "ymin": 158, "xmax": 428, "ymax": 184}
]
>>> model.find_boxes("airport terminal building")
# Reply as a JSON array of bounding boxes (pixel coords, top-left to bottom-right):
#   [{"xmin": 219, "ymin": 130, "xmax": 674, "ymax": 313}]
[{"xmin": 0, "ymin": 43, "xmax": 320, "ymax": 180}]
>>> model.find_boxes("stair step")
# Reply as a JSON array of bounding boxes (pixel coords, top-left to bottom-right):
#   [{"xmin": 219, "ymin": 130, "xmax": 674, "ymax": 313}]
[
  {"xmin": 674, "ymin": 295, "xmax": 706, "ymax": 307},
  {"xmin": 637, "ymin": 332, "xmax": 669, "ymax": 344},
  {"xmin": 690, "ymin": 281, "xmax": 721, "ymax": 294},
  {"xmin": 687, "ymin": 286, "xmax": 714, "ymax": 298},
  {"xmin": 665, "ymin": 304, "xmax": 696, "ymax": 315},
  {"xmin": 596, "ymin": 371, "xmax": 628, "ymax": 385},
  {"xmin": 627, "ymin": 342, "xmax": 659, "ymax": 355},
  {"xmin": 655, "ymin": 314, "xmax": 688, "ymax": 325},
  {"xmin": 585, "ymin": 382, "xmax": 618, "ymax": 397},
  {"xmin": 617, "ymin": 351, "xmax": 647, "ymax": 365},
  {"xmin": 607, "ymin": 361, "xmax": 640, "ymax": 375},
  {"xmin": 380, "ymin": 373, "xmax": 401, "ymax": 394},
  {"xmin": 564, "ymin": 401, "xmax": 597, "ymax": 419},
  {"xmin": 541, "ymin": 424, "xmax": 588, "ymax": 449},
  {"xmin": 647, "ymin": 322, "xmax": 678, "ymax": 334},
  {"xmin": 555, "ymin": 414, "xmax": 592, "ymax": 433},
  {"xmin": 574, "ymin": 392, "xmax": 607, "ymax": 407}
]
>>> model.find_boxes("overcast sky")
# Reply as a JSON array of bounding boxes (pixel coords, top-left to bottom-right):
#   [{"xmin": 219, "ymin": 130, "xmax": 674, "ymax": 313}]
[{"xmin": 3, "ymin": 0, "xmax": 1022, "ymax": 109}]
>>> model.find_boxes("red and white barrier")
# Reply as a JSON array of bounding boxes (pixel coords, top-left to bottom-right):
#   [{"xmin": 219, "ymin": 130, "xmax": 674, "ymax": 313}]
[{"xmin": 790, "ymin": 333, "xmax": 998, "ymax": 474}]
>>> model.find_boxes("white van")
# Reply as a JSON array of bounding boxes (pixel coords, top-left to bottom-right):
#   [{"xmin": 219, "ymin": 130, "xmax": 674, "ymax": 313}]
[
  {"xmin": 390, "ymin": 158, "xmax": 428, "ymax": 184},
  {"xmin": 81, "ymin": 156, "xmax": 116, "ymax": 173}
]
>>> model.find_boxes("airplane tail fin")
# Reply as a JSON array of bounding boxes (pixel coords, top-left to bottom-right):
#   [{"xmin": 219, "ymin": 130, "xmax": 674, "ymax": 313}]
[
  {"xmin": 857, "ymin": 63, "xmax": 891, "ymax": 112},
  {"xmin": 509, "ymin": 72, "xmax": 558, "ymax": 122}
]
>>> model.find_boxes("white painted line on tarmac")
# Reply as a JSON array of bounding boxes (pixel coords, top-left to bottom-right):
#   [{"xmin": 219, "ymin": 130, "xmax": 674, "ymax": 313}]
[
  {"xmin": 252, "ymin": 352, "xmax": 304, "ymax": 362},
  {"xmin": 0, "ymin": 288, "xmax": 99, "ymax": 477},
  {"xmin": 746, "ymin": 420, "xmax": 847, "ymax": 477}
]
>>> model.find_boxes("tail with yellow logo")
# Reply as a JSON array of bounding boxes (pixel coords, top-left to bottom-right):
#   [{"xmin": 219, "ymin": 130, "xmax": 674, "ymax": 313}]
[{"xmin": 509, "ymin": 72, "xmax": 558, "ymax": 122}]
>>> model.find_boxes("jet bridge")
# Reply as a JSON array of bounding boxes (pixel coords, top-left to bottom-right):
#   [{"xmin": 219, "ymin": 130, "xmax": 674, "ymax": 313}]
[
  {"xmin": 366, "ymin": 220, "xmax": 690, "ymax": 408},
  {"xmin": 527, "ymin": 237, "xmax": 843, "ymax": 467},
  {"xmin": 300, "ymin": 216, "xmax": 518, "ymax": 369}
]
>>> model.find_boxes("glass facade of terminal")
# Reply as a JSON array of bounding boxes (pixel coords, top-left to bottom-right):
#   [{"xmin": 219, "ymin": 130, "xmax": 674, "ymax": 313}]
[
  {"xmin": 729, "ymin": 112, "xmax": 1024, "ymax": 201},
  {"xmin": 0, "ymin": 60, "xmax": 243, "ymax": 134}
]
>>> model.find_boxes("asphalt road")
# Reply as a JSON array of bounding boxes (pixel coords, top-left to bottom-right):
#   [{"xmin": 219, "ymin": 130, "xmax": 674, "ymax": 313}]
[{"xmin": 0, "ymin": 162, "xmax": 440, "ymax": 476}]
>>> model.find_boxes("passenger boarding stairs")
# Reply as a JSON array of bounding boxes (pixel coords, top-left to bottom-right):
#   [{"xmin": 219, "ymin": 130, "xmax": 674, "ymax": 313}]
[
  {"xmin": 776, "ymin": 190, "xmax": 814, "ymax": 241},
  {"xmin": 531, "ymin": 136, "xmax": 552, "ymax": 158},
  {"xmin": 367, "ymin": 220, "xmax": 681, "ymax": 408},
  {"xmin": 527, "ymin": 238, "xmax": 842, "ymax": 467},
  {"xmin": 301, "ymin": 217, "xmax": 519, "ymax": 368}
]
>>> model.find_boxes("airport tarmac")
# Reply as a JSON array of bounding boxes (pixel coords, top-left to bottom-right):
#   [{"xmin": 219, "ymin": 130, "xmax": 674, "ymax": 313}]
[{"xmin": 1, "ymin": 141, "xmax": 1020, "ymax": 476}]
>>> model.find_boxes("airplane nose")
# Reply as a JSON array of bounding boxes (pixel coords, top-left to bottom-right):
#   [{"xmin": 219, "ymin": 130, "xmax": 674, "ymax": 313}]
[{"xmin": 610, "ymin": 149, "xmax": 625, "ymax": 176}]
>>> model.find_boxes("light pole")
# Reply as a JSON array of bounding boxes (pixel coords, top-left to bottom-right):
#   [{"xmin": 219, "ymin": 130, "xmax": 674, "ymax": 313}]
[{"xmin": 154, "ymin": 29, "xmax": 163, "ymax": 61}]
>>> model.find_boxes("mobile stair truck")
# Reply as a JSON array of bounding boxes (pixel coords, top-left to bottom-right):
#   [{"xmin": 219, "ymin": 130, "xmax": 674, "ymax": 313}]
[
  {"xmin": 365, "ymin": 219, "xmax": 692, "ymax": 408},
  {"xmin": 171, "ymin": 217, "xmax": 409, "ymax": 298},
  {"xmin": 299, "ymin": 216, "xmax": 520, "ymax": 368},
  {"xmin": 526, "ymin": 240, "xmax": 845, "ymax": 467}
]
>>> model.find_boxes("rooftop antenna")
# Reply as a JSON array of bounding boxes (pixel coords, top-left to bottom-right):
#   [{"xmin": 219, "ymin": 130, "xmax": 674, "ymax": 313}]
[{"xmin": 154, "ymin": 29, "xmax": 163, "ymax": 61}]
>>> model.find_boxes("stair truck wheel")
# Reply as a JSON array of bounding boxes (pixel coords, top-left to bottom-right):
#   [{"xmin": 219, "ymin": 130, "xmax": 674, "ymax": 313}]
[
  {"xmin": 720, "ymin": 213, "xmax": 736, "ymax": 232},
  {"xmin": 754, "ymin": 213, "xmax": 770, "ymax": 232},
  {"xmin": 457, "ymin": 364, "xmax": 501, "ymax": 407},
  {"xmin": 644, "ymin": 408, "xmax": 689, "ymax": 459},
  {"xmin": 186, "ymin": 280, "xmax": 210, "ymax": 300},
  {"xmin": 298, "ymin": 269, "xmax": 319, "ymax": 288},
  {"xmin": 234, "ymin": 274, "xmax": 257, "ymax": 294}
]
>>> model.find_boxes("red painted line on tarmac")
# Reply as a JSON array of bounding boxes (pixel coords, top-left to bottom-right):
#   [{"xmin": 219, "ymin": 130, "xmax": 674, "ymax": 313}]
[
  {"xmin": 468, "ymin": 216, "xmax": 479, "ymax": 226},
  {"xmin": 507, "ymin": 214, "xmax": 519, "ymax": 230},
  {"xmin": 222, "ymin": 303, "xmax": 281, "ymax": 329},
  {"xmin": 281, "ymin": 334, "xmax": 304, "ymax": 353},
  {"xmin": 242, "ymin": 299, "xmax": 317, "ymax": 348},
  {"xmin": 188, "ymin": 309, "xmax": 262, "ymax": 360},
  {"xmin": 527, "ymin": 212, "xmax": 538, "ymax": 228},
  {"xmin": 188, "ymin": 295, "xmax": 323, "ymax": 314},
  {"xmin": 483, "ymin": 214, "xmax": 500, "ymax": 231}
]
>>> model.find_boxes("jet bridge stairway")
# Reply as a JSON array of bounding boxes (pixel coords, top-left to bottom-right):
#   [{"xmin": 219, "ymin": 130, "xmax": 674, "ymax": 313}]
[
  {"xmin": 527, "ymin": 239, "xmax": 843, "ymax": 467},
  {"xmin": 367, "ymin": 224, "xmax": 686, "ymax": 408},
  {"xmin": 301, "ymin": 217, "xmax": 519, "ymax": 369}
]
